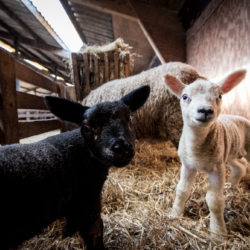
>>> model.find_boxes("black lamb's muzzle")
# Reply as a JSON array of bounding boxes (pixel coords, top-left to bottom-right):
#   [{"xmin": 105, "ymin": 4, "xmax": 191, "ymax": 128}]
[{"xmin": 109, "ymin": 137, "xmax": 135, "ymax": 167}]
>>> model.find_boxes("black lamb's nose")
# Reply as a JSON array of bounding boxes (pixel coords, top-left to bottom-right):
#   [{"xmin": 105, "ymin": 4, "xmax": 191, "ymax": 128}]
[
  {"xmin": 197, "ymin": 107, "xmax": 214, "ymax": 117},
  {"xmin": 111, "ymin": 138, "xmax": 133, "ymax": 154}
]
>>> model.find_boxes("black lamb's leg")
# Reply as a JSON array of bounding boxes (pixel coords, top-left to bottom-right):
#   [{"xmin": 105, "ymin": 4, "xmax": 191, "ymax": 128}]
[
  {"xmin": 62, "ymin": 215, "xmax": 78, "ymax": 238},
  {"xmin": 78, "ymin": 213, "xmax": 106, "ymax": 250}
]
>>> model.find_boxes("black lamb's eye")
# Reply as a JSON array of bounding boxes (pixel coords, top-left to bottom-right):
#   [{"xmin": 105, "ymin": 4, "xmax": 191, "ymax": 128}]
[
  {"xmin": 219, "ymin": 94, "xmax": 222, "ymax": 99},
  {"xmin": 83, "ymin": 125, "xmax": 91, "ymax": 134},
  {"xmin": 182, "ymin": 94, "xmax": 188, "ymax": 100}
]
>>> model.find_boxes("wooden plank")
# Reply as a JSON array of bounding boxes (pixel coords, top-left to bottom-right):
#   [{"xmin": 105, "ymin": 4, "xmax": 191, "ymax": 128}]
[
  {"xmin": 69, "ymin": 0, "xmax": 138, "ymax": 21},
  {"xmin": 0, "ymin": 30, "xmax": 70, "ymax": 58},
  {"xmin": 18, "ymin": 119, "xmax": 61, "ymax": 139},
  {"xmin": 18, "ymin": 109, "xmax": 50, "ymax": 112},
  {"xmin": 94, "ymin": 56, "xmax": 100, "ymax": 88},
  {"xmin": 71, "ymin": 53, "xmax": 82, "ymax": 101},
  {"xmin": 16, "ymin": 92, "xmax": 48, "ymax": 110},
  {"xmin": 57, "ymin": 83, "xmax": 66, "ymax": 98},
  {"xmin": 15, "ymin": 61, "xmax": 59, "ymax": 93},
  {"xmin": 65, "ymin": 86, "xmax": 77, "ymax": 101},
  {"xmin": 104, "ymin": 52, "xmax": 110, "ymax": 83},
  {"xmin": 18, "ymin": 114, "xmax": 55, "ymax": 119},
  {"xmin": 0, "ymin": 49, "xmax": 19, "ymax": 145},
  {"xmin": 124, "ymin": 54, "xmax": 130, "ymax": 77},
  {"xmin": 83, "ymin": 53, "xmax": 91, "ymax": 97},
  {"xmin": 114, "ymin": 52, "xmax": 119, "ymax": 79}
]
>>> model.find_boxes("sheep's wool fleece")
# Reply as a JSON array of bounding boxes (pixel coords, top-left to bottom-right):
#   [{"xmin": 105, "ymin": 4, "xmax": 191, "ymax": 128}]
[{"xmin": 82, "ymin": 62, "xmax": 206, "ymax": 147}]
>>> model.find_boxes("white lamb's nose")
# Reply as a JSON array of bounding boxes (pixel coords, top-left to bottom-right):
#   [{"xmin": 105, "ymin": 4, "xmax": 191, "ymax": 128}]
[{"xmin": 197, "ymin": 107, "xmax": 214, "ymax": 117}]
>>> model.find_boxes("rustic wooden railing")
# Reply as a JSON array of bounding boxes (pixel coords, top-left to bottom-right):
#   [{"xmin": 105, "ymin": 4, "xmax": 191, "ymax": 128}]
[
  {"xmin": 0, "ymin": 49, "xmax": 66, "ymax": 145},
  {"xmin": 71, "ymin": 52, "xmax": 130, "ymax": 101}
]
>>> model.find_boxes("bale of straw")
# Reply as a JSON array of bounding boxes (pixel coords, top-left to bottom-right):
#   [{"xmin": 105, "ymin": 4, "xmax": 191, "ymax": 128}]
[{"xmin": 18, "ymin": 139, "xmax": 250, "ymax": 250}]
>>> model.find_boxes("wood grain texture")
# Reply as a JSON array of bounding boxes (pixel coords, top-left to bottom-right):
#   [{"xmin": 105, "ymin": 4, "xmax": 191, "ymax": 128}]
[
  {"xmin": 186, "ymin": 0, "xmax": 250, "ymax": 118},
  {"xmin": 187, "ymin": 0, "xmax": 250, "ymax": 78},
  {"xmin": 71, "ymin": 53, "xmax": 82, "ymax": 101},
  {"xmin": 0, "ymin": 49, "xmax": 19, "ymax": 144},
  {"xmin": 16, "ymin": 92, "xmax": 48, "ymax": 110},
  {"xmin": 15, "ymin": 61, "xmax": 59, "ymax": 94},
  {"xmin": 18, "ymin": 119, "xmax": 61, "ymax": 139},
  {"xmin": 131, "ymin": 0, "xmax": 186, "ymax": 63}
]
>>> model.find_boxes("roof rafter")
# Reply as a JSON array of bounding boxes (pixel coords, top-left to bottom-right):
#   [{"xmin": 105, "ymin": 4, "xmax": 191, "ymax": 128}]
[
  {"xmin": 0, "ymin": 30, "xmax": 70, "ymax": 58},
  {"xmin": 0, "ymin": 1, "xmax": 44, "ymax": 42}
]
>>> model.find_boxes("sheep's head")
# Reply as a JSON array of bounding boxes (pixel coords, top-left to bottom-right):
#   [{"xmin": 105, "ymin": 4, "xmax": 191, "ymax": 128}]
[
  {"xmin": 45, "ymin": 85, "xmax": 150, "ymax": 167},
  {"xmin": 164, "ymin": 69, "xmax": 247, "ymax": 127}
]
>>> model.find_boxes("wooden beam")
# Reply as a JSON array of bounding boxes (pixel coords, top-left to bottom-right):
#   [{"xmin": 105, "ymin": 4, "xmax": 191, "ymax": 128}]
[
  {"xmin": 0, "ymin": 49, "xmax": 19, "ymax": 145},
  {"xmin": 60, "ymin": 0, "xmax": 87, "ymax": 43},
  {"xmin": 69, "ymin": 0, "xmax": 138, "ymax": 21},
  {"xmin": 16, "ymin": 92, "xmax": 48, "ymax": 110},
  {"xmin": 18, "ymin": 119, "xmax": 61, "ymax": 139},
  {"xmin": 0, "ymin": 30, "xmax": 71, "ymax": 58},
  {"xmin": 71, "ymin": 53, "xmax": 82, "ymax": 101},
  {"xmin": 15, "ymin": 60, "xmax": 59, "ymax": 93}
]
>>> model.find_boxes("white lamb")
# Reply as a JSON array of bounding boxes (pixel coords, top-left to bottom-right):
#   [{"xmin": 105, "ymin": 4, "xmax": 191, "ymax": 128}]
[{"xmin": 164, "ymin": 69, "xmax": 248, "ymax": 237}]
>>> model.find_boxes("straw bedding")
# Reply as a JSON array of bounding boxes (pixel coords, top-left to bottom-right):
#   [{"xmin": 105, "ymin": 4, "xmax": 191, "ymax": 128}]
[{"xmin": 18, "ymin": 139, "xmax": 250, "ymax": 250}]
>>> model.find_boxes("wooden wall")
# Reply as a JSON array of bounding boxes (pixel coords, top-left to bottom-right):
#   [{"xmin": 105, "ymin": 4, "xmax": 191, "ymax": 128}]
[{"xmin": 186, "ymin": 0, "xmax": 250, "ymax": 118}]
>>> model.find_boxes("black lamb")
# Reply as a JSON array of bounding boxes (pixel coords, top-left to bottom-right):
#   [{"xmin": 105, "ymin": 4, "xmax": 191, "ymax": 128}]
[{"xmin": 0, "ymin": 85, "xmax": 150, "ymax": 250}]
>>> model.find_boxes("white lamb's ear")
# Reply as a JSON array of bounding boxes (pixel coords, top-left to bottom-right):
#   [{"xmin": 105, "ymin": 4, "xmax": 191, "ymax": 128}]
[
  {"xmin": 217, "ymin": 69, "xmax": 247, "ymax": 94},
  {"xmin": 164, "ymin": 74, "xmax": 186, "ymax": 98}
]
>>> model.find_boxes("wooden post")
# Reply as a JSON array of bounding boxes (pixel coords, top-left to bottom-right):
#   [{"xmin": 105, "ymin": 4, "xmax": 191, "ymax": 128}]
[
  {"xmin": 83, "ymin": 53, "xmax": 90, "ymax": 98},
  {"xmin": 94, "ymin": 56, "xmax": 100, "ymax": 88},
  {"xmin": 0, "ymin": 49, "xmax": 19, "ymax": 145},
  {"xmin": 124, "ymin": 54, "xmax": 130, "ymax": 77},
  {"xmin": 71, "ymin": 53, "xmax": 81, "ymax": 101},
  {"xmin": 104, "ymin": 52, "xmax": 109, "ymax": 83},
  {"xmin": 114, "ymin": 52, "xmax": 119, "ymax": 79}
]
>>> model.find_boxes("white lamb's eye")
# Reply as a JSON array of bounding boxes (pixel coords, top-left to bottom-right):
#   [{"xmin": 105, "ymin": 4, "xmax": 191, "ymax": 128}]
[
  {"xmin": 219, "ymin": 94, "xmax": 222, "ymax": 99},
  {"xmin": 182, "ymin": 94, "xmax": 188, "ymax": 100}
]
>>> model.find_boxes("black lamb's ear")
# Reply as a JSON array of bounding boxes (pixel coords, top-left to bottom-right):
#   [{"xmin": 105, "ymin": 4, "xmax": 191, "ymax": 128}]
[
  {"xmin": 44, "ymin": 96, "xmax": 90, "ymax": 125},
  {"xmin": 120, "ymin": 85, "xmax": 150, "ymax": 112}
]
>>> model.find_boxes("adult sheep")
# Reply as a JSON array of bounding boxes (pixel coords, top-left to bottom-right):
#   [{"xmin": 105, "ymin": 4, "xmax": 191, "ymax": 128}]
[
  {"xmin": 82, "ymin": 62, "xmax": 206, "ymax": 148},
  {"xmin": 0, "ymin": 85, "xmax": 150, "ymax": 250}
]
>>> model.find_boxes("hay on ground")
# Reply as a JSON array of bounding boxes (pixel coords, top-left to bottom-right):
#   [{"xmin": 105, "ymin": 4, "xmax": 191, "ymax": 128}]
[{"xmin": 18, "ymin": 139, "xmax": 250, "ymax": 250}]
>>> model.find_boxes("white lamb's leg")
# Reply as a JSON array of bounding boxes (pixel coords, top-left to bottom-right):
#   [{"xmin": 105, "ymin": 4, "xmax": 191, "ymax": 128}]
[
  {"xmin": 171, "ymin": 164, "xmax": 197, "ymax": 217},
  {"xmin": 206, "ymin": 167, "xmax": 227, "ymax": 236},
  {"xmin": 228, "ymin": 158, "xmax": 247, "ymax": 188}
]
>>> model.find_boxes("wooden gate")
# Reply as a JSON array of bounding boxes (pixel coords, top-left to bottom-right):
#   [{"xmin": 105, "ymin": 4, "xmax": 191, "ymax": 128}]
[{"xmin": 0, "ymin": 49, "xmax": 65, "ymax": 145}]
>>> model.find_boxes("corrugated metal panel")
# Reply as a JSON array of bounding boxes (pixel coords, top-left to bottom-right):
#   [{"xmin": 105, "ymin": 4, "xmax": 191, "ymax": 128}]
[
  {"xmin": 68, "ymin": 2, "xmax": 114, "ymax": 45},
  {"xmin": 0, "ymin": 0, "xmax": 68, "ymax": 49}
]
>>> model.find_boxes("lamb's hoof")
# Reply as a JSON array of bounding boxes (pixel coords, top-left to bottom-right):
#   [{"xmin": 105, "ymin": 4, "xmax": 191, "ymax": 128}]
[{"xmin": 209, "ymin": 229, "xmax": 228, "ymax": 242}]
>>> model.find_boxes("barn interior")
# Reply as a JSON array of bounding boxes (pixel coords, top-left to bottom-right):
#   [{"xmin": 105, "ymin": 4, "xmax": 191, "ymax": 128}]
[{"xmin": 0, "ymin": 0, "xmax": 250, "ymax": 249}]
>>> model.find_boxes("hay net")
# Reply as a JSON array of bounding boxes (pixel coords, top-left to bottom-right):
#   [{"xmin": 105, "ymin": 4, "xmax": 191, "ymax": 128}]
[{"xmin": 64, "ymin": 38, "xmax": 135, "ymax": 99}]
